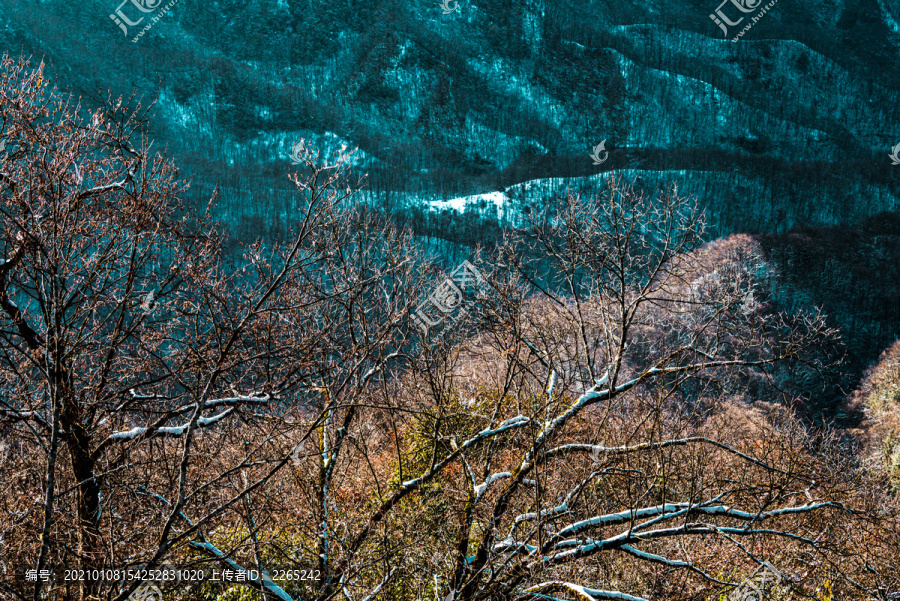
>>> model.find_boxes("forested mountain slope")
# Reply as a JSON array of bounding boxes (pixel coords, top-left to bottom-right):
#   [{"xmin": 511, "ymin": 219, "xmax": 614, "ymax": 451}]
[{"xmin": 0, "ymin": 0, "xmax": 898, "ymax": 238}]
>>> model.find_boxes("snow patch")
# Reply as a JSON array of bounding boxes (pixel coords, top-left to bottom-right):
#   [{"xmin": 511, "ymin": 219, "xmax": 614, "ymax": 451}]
[{"xmin": 427, "ymin": 190, "xmax": 507, "ymax": 214}]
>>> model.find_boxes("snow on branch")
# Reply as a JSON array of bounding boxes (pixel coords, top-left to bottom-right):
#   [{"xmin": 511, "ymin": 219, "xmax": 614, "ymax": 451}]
[
  {"xmin": 360, "ymin": 567, "xmax": 398, "ymax": 601},
  {"xmin": 153, "ymin": 391, "xmax": 274, "ymax": 416},
  {"xmin": 553, "ymin": 503, "xmax": 690, "ymax": 540},
  {"xmin": 401, "ymin": 416, "xmax": 531, "ymax": 489},
  {"xmin": 542, "ymin": 515, "xmax": 833, "ymax": 565},
  {"xmin": 616, "ymin": 545, "xmax": 728, "ymax": 585},
  {"xmin": 106, "ymin": 408, "xmax": 234, "ymax": 442},
  {"xmin": 99, "ymin": 392, "xmax": 274, "ymax": 449},
  {"xmin": 0, "ymin": 407, "xmax": 48, "ymax": 427},
  {"xmin": 508, "ymin": 467, "xmax": 608, "ymax": 540},
  {"xmin": 74, "ymin": 168, "xmax": 137, "ymax": 202},
  {"xmin": 360, "ymin": 351, "xmax": 401, "ymax": 384},
  {"xmin": 549, "ymin": 500, "xmax": 843, "ymax": 552},
  {"xmin": 519, "ymin": 581, "xmax": 649, "ymax": 601},
  {"xmin": 190, "ymin": 541, "xmax": 296, "ymax": 601},
  {"xmin": 474, "ymin": 472, "xmax": 512, "ymax": 500},
  {"xmin": 338, "ymin": 415, "xmax": 535, "ymax": 572}
]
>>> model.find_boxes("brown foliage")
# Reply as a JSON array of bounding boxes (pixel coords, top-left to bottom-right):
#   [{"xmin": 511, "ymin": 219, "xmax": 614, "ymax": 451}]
[{"xmin": 0, "ymin": 58, "xmax": 897, "ymax": 601}]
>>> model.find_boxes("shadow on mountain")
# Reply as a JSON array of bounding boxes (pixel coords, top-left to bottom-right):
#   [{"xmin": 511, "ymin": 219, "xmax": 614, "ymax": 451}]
[{"xmin": 757, "ymin": 211, "xmax": 900, "ymax": 424}]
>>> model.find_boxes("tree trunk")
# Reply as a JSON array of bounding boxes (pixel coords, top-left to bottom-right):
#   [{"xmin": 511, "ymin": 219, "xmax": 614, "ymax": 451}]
[{"xmin": 65, "ymin": 413, "xmax": 103, "ymax": 601}]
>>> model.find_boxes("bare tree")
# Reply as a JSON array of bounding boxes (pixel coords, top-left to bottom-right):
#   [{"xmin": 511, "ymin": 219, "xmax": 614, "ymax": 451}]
[
  {"xmin": 275, "ymin": 181, "xmax": 875, "ymax": 601},
  {"xmin": 1, "ymin": 56, "xmax": 895, "ymax": 601},
  {"xmin": 0, "ymin": 56, "xmax": 423, "ymax": 601},
  {"xmin": 372, "ymin": 181, "xmax": 850, "ymax": 601}
]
